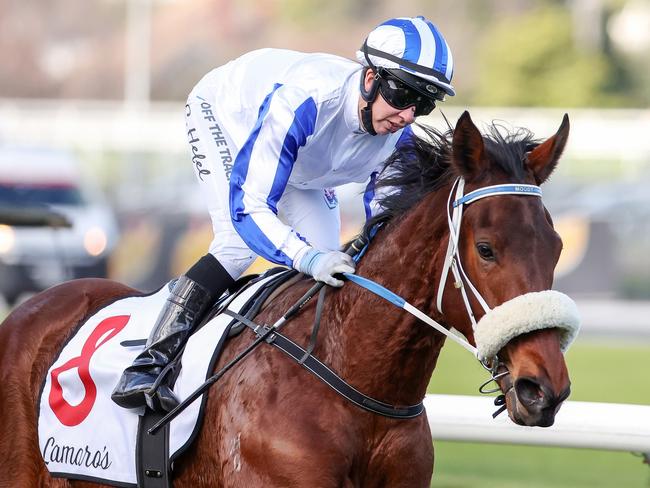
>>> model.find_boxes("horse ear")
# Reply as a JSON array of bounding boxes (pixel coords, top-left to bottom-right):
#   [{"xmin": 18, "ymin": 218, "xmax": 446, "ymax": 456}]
[
  {"xmin": 527, "ymin": 114, "xmax": 570, "ymax": 184},
  {"xmin": 452, "ymin": 111, "xmax": 486, "ymax": 178}
]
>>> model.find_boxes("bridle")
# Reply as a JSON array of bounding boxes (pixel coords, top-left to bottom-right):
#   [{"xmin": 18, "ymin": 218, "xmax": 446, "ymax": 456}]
[
  {"xmin": 436, "ymin": 177, "xmax": 543, "ymax": 326},
  {"xmin": 344, "ymin": 176, "xmax": 581, "ymax": 417},
  {"xmin": 345, "ymin": 177, "xmax": 547, "ymax": 414},
  {"xmin": 434, "ymin": 177, "xmax": 544, "ymax": 414},
  {"xmin": 437, "ymin": 177, "xmax": 542, "ymax": 350}
]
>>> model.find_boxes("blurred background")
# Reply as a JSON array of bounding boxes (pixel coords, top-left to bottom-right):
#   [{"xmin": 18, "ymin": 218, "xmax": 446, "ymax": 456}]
[{"xmin": 0, "ymin": 0, "xmax": 648, "ymax": 486}]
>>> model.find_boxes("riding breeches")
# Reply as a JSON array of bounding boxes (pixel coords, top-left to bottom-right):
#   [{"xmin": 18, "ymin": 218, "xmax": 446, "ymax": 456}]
[{"xmin": 185, "ymin": 91, "xmax": 341, "ymax": 280}]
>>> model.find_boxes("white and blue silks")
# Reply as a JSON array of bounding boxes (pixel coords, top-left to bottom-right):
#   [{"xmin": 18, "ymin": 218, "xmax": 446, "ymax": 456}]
[{"xmin": 186, "ymin": 48, "xmax": 406, "ymax": 278}]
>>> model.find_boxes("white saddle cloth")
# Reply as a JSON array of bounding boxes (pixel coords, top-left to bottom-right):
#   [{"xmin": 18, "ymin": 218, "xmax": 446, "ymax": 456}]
[{"xmin": 38, "ymin": 274, "xmax": 276, "ymax": 486}]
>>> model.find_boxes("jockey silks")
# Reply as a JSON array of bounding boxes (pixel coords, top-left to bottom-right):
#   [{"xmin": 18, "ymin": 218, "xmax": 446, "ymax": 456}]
[{"xmin": 186, "ymin": 48, "xmax": 405, "ymax": 277}]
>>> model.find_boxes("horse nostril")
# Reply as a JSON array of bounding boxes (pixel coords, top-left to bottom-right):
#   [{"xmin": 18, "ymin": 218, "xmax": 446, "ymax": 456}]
[{"xmin": 514, "ymin": 378, "xmax": 546, "ymax": 411}]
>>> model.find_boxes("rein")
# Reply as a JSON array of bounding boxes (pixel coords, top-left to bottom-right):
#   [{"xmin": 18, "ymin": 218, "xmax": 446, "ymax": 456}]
[
  {"xmin": 150, "ymin": 178, "xmax": 547, "ymax": 434},
  {"xmin": 149, "ymin": 242, "xmax": 424, "ymax": 436}
]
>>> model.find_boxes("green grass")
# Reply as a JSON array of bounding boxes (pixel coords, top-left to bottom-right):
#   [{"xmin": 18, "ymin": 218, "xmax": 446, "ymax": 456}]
[
  {"xmin": 431, "ymin": 445, "xmax": 648, "ymax": 488},
  {"xmin": 426, "ymin": 338, "xmax": 650, "ymax": 487}
]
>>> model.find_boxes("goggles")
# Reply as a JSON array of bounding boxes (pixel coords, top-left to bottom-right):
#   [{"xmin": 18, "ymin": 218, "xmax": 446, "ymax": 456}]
[{"xmin": 377, "ymin": 70, "xmax": 445, "ymax": 117}]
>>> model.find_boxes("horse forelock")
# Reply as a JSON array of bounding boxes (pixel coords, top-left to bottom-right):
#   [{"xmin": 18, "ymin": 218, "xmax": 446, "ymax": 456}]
[
  {"xmin": 364, "ymin": 122, "xmax": 541, "ymax": 236},
  {"xmin": 482, "ymin": 123, "xmax": 540, "ymax": 181}
]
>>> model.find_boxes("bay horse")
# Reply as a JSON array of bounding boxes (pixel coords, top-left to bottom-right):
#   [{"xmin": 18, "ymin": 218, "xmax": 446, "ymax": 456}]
[{"xmin": 0, "ymin": 111, "xmax": 572, "ymax": 487}]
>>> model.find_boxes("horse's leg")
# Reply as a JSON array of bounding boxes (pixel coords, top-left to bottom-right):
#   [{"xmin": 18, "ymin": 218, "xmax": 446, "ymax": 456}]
[
  {"xmin": 0, "ymin": 279, "xmax": 136, "ymax": 488},
  {"xmin": 364, "ymin": 415, "xmax": 434, "ymax": 488}
]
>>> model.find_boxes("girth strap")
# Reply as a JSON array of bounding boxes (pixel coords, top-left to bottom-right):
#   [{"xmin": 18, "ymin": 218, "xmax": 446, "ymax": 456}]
[{"xmin": 136, "ymin": 410, "xmax": 172, "ymax": 488}]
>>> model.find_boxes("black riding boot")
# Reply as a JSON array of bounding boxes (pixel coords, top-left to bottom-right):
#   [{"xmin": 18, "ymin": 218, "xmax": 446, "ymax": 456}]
[{"xmin": 111, "ymin": 255, "xmax": 234, "ymax": 412}]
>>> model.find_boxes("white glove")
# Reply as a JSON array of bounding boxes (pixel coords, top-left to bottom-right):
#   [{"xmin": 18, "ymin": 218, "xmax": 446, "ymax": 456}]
[{"xmin": 295, "ymin": 248, "xmax": 356, "ymax": 287}]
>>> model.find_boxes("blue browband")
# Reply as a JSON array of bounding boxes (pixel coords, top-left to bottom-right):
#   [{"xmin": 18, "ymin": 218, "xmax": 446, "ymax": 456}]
[{"xmin": 453, "ymin": 184, "xmax": 542, "ymax": 207}]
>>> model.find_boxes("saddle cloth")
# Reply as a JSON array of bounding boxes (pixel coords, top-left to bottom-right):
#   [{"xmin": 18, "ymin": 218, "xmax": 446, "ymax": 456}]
[{"xmin": 38, "ymin": 273, "xmax": 278, "ymax": 487}]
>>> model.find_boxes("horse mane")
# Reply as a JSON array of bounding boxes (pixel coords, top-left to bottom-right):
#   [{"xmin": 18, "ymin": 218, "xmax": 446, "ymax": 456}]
[{"xmin": 363, "ymin": 121, "xmax": 541, "ymax": 235}]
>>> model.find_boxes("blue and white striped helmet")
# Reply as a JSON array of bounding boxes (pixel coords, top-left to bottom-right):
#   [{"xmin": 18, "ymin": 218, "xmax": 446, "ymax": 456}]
[{"xmin": 356, "ymin": 16, "xmax": 455, "ymax": 96}]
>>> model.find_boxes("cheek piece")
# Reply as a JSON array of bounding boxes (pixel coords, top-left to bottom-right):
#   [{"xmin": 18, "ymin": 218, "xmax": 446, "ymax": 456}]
[{"xmin": 359, "ymin": 69, "xmax": 380, "ymax": 136}]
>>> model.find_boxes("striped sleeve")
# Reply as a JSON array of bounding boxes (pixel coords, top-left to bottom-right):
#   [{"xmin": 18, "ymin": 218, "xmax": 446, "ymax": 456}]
[{"xmin": 229, "ymin": 84, "xmax": 318, "ymax": 267}]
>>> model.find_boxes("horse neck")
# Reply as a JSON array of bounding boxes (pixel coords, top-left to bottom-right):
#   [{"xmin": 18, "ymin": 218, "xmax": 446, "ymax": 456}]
[{"xmin": 323, "ymin": 189, "xmax": 451, "ymax": 405}]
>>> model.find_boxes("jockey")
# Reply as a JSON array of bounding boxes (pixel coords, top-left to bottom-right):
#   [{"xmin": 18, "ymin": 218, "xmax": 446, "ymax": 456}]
[{"xmin": 112, "ymin": 16, "xmax": 455, "ymax": 412}]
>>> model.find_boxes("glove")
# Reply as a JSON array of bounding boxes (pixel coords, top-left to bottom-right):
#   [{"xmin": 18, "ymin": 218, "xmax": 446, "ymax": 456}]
[{"xmin": 295, "ymin": 248, "xmax": 356, "ymax": 287}]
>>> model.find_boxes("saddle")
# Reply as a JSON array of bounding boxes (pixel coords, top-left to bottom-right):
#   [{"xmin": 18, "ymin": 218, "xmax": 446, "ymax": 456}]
[
  {"xmin": 137, "ymin": 267, "xmax": 298, "ymax": 488},
  {"xmin": 38, "ymin": 266, "xmax": 298, "ymax": 488}
]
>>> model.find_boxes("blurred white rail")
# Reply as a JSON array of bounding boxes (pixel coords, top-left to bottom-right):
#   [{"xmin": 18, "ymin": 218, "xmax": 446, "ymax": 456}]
[
  {"xmin": 0, "ymin": 98, "xmax": 185, "ymax": 152},
  {"xmin": 425, "ymin": 394, "xmax": 650, "ymax": 453},
  {"xmin": 1, "ymin": 99, "xmax": 650, "ymax": 166}
]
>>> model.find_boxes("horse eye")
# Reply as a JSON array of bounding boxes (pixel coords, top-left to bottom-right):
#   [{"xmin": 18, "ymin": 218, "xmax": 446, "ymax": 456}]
[{"xmin": 476, "ymin": 242, "xmax": 495, "ymax": 261}]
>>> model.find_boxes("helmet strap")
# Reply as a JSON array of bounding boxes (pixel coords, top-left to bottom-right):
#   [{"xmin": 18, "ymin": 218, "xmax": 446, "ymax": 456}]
[
  {"xmin": 359, "ymin": 67, "xmax": 380, "ymax": 136},
  {"xmin": 360, "ymin": 104, "xmax": 377, "ymax": 136}
]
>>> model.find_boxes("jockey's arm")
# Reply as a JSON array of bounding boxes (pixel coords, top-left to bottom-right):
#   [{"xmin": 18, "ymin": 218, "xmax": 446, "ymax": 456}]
[
  {"xmin": 229, "ymin": 84, "xmax": 317, "ymax": 269},
  {"xmin": 228, "ymin": 83, "xmax": 355, "ymax": 285}
]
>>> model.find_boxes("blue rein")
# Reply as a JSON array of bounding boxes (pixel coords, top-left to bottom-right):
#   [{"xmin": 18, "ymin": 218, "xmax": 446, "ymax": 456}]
[{"xmin": 344, "ymin": 273, "xmax": 406, "ymax": 308}]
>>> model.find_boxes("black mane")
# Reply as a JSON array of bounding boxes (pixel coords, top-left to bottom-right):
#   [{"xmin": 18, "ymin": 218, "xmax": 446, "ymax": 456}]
[{"xmin": 363, "ymin": 122, "xmax": 541, "ymax": 235}]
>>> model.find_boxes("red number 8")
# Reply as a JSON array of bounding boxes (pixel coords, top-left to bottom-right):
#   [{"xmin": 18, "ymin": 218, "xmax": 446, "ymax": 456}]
[{"xmin": 48, "ymin": 315, "xmax": 130, "ymax": 426}]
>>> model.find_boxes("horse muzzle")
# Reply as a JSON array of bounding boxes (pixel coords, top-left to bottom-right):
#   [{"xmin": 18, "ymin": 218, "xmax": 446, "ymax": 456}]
[
  {"xmin": 474, "ymin": 290, "xmax": 580, "ymax": 426},
  {"xmin": 501, "ymin": 375, "xmax": 571, "ymax": 426}
]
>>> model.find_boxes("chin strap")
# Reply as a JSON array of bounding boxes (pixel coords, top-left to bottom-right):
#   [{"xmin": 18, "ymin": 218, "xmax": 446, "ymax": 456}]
[
  {"xmin": 360, "ymin": 104, "xmax": 377, "ymax": 136},
  {"xmin": 359, "ymin": 67, "xmax": 380, "ymax": 136}
]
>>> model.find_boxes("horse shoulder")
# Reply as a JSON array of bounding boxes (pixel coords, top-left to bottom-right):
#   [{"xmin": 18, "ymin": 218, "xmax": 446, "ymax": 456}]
[
  {"xmin": 176, "ymin": 285, "xmax": 363, "ymax": 486},
  {"xmin": 189, "ymin": 368, "xmax": 361, "ymax": 487}
]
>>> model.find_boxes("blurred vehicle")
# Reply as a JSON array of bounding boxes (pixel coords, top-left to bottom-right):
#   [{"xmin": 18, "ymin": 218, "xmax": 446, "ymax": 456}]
[{"xmin": 0, "ymin": 146, "xmax": 119, "ymax": 304}]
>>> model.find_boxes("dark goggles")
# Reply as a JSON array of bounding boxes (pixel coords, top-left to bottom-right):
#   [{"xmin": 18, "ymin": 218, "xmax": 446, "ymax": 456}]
[{"xmin": 377, "ymin": 73, "xmax": 444, "ymax": 117}]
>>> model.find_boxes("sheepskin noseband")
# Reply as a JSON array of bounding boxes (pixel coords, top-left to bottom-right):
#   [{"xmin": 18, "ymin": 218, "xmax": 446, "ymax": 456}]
[{"xmin": 474, "ymin": 290, "xmax": 581, "ymax": 361}]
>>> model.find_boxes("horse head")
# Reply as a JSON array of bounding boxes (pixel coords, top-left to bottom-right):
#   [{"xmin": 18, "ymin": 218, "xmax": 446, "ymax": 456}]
[{"xmin": 439, "ymin": 111, "xmax": 574, "ymax": 427}]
